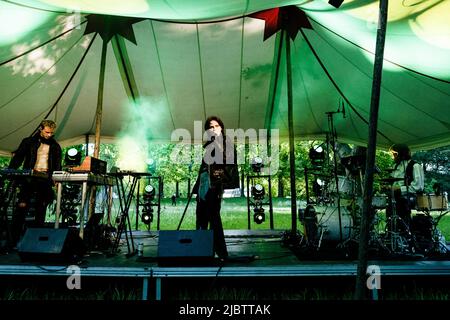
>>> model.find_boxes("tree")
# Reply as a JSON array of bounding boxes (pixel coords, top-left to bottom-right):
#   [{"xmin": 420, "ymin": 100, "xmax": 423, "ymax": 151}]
[
  {"xmin": 413, "ymin": 146, "xmax": 450, "ymax": 194},
  {"xmin": 0, "ymin": 156, "xmax": 11, "ymax": 168}
]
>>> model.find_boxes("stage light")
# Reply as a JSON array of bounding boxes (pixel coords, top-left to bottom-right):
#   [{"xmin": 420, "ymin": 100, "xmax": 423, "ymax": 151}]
[
  {"xmin": 143, "ymin": 184, "xmax": 155, "ymax": 201},
  {"xmin": 316, "ymin": 178, "xmax": 325, "ymax": 186},
  {"xmin": 64, "ymin": 147, "xmax": 82, "ymax": 167},
  {"xmin": 141, "ymin": 206, "xmax": 154, "ymax": 225},
  {"xmin": 146, "ymin": 158, "xmax": 155, "ymax": 173},
  {"xmin": 251, "ymin": 156, "xmax": 264, "ymax": 173},
  {"xmin": 328, "ymin": 0, "xmax": 344, "ymax": 8},
  {"xmin": 309, "ymin": 146, "xmax": 325, "ymax": 167},
  {"xmin": 61, "ymin": 183, "xmax": 81, "ymax": 226},
  {"xmin": 253, "ymin": 207, "xmax": 265, "ymax": 224},
  {"xmin": 251, "ymin": 184, "xmax": 265, "ymax": 200},
  {"xmin": 312, "ymin": 178, "xmax": 323, "ymax": 197}
]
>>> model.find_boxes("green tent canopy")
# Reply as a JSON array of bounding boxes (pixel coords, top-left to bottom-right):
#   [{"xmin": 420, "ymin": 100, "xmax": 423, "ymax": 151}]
[{"xmin": 0, "ymin": 0, "xmax": 449, "ymax": 156}]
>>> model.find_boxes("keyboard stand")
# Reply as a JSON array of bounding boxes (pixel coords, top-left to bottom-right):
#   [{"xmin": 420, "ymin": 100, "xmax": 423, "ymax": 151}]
[
  {"xmin": 52, "ymin": 172, "xmax": 114, "ymax": 239},
  {"xmin": 109, "ymin": 172, "xmax": 152, "ymax": 257}
]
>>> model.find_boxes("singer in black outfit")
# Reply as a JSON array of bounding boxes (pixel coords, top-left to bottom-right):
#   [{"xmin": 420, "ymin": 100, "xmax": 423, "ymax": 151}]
[
  {"xmin": 8, "ymin": 119, "xmax": 62, "ymax": 245},
  {"xmin": 193, "ymin": 116, "xmax": 239, "ymax": 260}
]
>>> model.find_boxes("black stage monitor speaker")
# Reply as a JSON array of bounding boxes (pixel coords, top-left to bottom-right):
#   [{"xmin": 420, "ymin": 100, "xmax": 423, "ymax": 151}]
[
  {"xmin": 157, "ymin": 230, "xmax": 214, "ymax": 266},
  {"xmin": 18, "ymin": 228, "xmax": 86, "ymax": 263}
]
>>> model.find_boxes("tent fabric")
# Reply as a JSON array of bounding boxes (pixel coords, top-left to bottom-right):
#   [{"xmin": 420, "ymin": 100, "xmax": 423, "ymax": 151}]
[{"xmin": 0, "ymin": 0, "xmax": 449, "ymax": 156}]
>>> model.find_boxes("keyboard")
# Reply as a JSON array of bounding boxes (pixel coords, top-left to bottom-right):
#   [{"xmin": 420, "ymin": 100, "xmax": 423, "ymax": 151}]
[{"xmin": 0, "ymin": 168, "xmax": 49, "ymax": 179}]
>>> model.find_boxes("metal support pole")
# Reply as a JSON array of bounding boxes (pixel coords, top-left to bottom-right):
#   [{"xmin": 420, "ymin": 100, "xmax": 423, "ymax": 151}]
[
  {"xmin": 246, "ymin": 175, "xmax": 251, "ymax": 230},
  {"xmin": 142, "ymin": 277, "xmax": 148, "ymax": 300},
  {"xmin": 155, "ymin": 278, "xmax": 162, "ymax": 301}
]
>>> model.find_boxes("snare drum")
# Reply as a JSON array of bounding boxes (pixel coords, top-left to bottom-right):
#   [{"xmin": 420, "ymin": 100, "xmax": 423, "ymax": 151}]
[
  {"xmin": 328, "ymin": 176, "xmax": 355, "ymax": 196},
  {"xmin": 416, "ymin": 194, "xmax": 448, "ymax": 211},
  {"xmin": 302, "ymin": 205, "xmax": 354, "ymax": 242}
]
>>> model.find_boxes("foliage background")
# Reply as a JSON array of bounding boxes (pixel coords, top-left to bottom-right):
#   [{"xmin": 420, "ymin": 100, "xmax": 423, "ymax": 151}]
[{"xmin": 1, "ymin": 142, "xmax": 448, "ymax": 199}]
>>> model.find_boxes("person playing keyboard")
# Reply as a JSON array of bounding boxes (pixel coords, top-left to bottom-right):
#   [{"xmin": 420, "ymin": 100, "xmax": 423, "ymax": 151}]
[{"xmin": 8, "ymin": 119, "xmax": 62, "ymax": 247}]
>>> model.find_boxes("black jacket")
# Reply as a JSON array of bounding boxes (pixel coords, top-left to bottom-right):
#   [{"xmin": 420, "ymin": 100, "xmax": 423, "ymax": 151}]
[
  {"xmin": 193, "ymin": 135, "xmax": 240, "ymax": 193},
  {"xmin": 9, "ymin": 134, "xmax": 62, "ymax": 173}
]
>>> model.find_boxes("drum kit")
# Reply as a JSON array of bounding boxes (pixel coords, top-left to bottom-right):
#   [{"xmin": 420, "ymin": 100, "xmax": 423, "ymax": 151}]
[{"xmin": 301, "ymin": 155, "xmax": 449, "ymax": 258}]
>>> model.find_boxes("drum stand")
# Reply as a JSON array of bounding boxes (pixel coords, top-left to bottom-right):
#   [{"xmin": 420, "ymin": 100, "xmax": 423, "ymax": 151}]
[{"xmin": 383, "ymin": 186, "xmax": 416, "ymax": 256}]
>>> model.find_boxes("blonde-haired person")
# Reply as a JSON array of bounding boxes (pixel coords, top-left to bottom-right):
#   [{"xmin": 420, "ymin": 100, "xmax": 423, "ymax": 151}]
[{"xmin": 8, "ymin": 119, "xmax": 62, "ymax": 247}]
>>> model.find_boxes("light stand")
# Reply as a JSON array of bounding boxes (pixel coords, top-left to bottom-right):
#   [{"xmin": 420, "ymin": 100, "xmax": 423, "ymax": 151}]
[
  {"xmin": 60, "ymin": 184, "xmax": 81, "ymax": 226},
  {"xmin": 110, "ymin": 172, "xmax": 151, "ymax": 257},
  {"xmin": 246, "ymin": 174, "xmax": 273, "ymax": 229},
  {"xmin": 326, "ymin": 110, "xmax": 344, "ymax": 243},
  {"xmin": 135, "ymin": 177, "xmax": 162, "ymax": 231},
  {"xmin": 0, "ymin": 177, "xmax": 18, "ymax": 250}
]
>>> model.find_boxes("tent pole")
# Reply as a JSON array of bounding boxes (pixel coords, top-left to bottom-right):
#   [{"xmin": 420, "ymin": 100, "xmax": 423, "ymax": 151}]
[
  {"xmin": 89, "ymin": 39, "xmax": 107, "ymax": 220},
  {"xmin": 285, "ymin": 30, "xmax": 298, "ymax": 236},
  {"xmin": 94, "ymin": 40, "xmax": 107, "ymax": 158},
  {"xmin": 355, "ymin": 0, "xmax": 388, "ymax": 300},
  {"xmin": 85, "ymin": 134, "xmax": 89, "ymax": 157}
]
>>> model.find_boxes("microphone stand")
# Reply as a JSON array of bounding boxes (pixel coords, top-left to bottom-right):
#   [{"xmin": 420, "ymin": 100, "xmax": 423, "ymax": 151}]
[
  {"xmin": 176, "ymin": 136, "xmax": 214, "ymax": 231},
  {"xmin": 326, "ymin": 110, "xmax": 343, "ymax": 242},
  {"xmin": 176, "ymin": 174, "xmax": 199, "ymax": 230},
  {"xmin": 176, "ymin": 134, "xmax": 220, "ymax": 230}
]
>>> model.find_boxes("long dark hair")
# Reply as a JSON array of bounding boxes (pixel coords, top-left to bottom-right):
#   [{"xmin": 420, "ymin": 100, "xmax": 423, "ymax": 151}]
[
  {"xmin": 390, "ymin": 143, "xmax": 411, "ymax": 164},
  {"xmin": 204, "ymin": 116, "xmax": 225, "ymax": 132}
]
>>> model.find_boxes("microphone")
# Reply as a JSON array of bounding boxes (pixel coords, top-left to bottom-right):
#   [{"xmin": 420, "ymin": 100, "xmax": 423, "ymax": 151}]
[{"xmin": 203, "ymin": 131, "xmax": 216, "ymax": 148}]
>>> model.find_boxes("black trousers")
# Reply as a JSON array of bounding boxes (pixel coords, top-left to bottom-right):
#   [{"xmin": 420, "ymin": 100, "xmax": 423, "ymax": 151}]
[
  {"xmin": 11, "ymin": 180, "xmax": 54, "ymax": 244},
  {"xmin": 195, "ymin": 186, "xmax": 228, "ymax": 258}
]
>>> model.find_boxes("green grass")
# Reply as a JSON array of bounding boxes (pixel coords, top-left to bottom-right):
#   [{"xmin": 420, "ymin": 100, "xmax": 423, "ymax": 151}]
[
  {"xmin": 0, "ymin": 278, "xmax": 141, "ymax": 300},
  {"xmin": 437, "ymin": 215, "xmax": 450, "ymax": 239},
  {"xmin": 3, "ymin": 277, "xmax": 450, "ymax": 301},
  {"xmin": 119, "ymin": 197, "xmax": 296, "ymax": 231}
]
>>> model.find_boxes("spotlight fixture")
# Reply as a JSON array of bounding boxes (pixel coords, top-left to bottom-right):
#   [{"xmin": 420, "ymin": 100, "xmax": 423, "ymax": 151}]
[
  {"xmin": 312, "ymin": 178, "xmax": 324, "ymax": 197},
  {"xmin": 251, "ymin": 156, "xmax": 264, "ymax": 173},
  {"xmin": 253, "ymin": 207, "xmax": 265, "ymax": 224},
  {"xmin": 146, "ymin": 158, "xmax": 156, "ymax": 173},
  {"xmin": 64, "ymin": 147, "xmax": 82, "ymax": 167},
  {"xmin": 141, "ymin": 206, "xmax": 154, "ymax": 225},
  {"xmin": 251, "ymin": 184, "xmax": 265, "ymax": 200},
  {"xmin": 61, "ymin": 182, "xmax": 81, "ymax": 226},
  {"xmin": 328, "ymin": 0, "xmax": 344, "ymax": 9},
  {"xmin": 309, "ymin": 145, "xmax": 325, "ymax": 167},
  {"xmin": 143, "ymin": 184, "xmax": 155, "ymax": 201}
]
